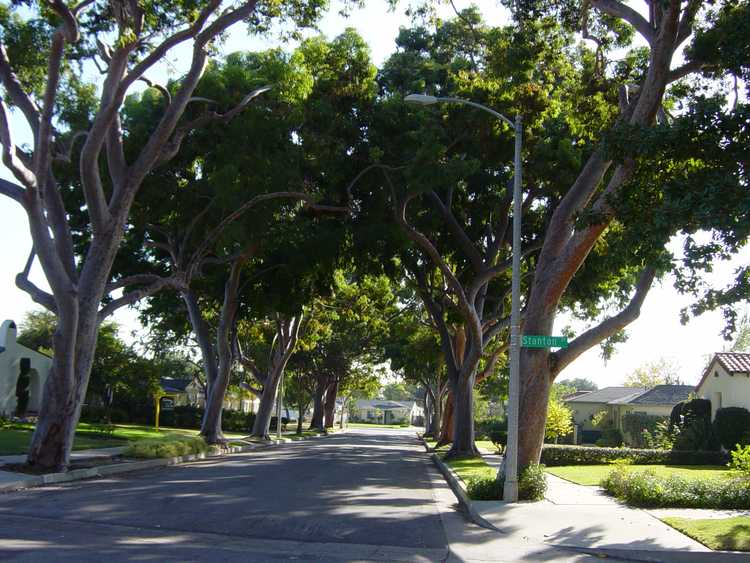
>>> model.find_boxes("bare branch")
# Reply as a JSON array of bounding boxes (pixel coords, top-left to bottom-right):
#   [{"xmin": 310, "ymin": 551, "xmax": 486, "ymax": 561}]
[
  {"xmin": 0, "ymin": 178, "xmax": 25, "ymax": 205},
  {"xmin": 0, "ymin": 44, "xmax": 40, "ymax": 136},
  {"xmin": 429, "ymin": 190, "xmax": 483, "ymax": 271},
  {"xmin": 0, "ymin": 101, "xmax": 36, "ymax": 190},
  {"xmin": 98, "ymin": 275, "xmax": 186, "ymax": 323},
  {"xmin": 590, "ymin": 0, "xmax": 655, "ymax": 44},
  {"xmin": 15, "ymin": 248, "xmax": 56, "ymax": 312},
  {"xmin": 667, "ymin": 60, "xmax": 704, "ymax": 83},
  {"xmin": 551, "ymin": 266, "xmax": 656, "ymax": 375},
  {"xmin": 156, "ymin": 85, "xmax": 271, "ymax": 166}
]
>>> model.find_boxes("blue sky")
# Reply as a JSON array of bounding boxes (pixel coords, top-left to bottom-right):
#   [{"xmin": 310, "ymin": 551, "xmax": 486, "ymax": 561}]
[{"xmin": 0, "ymin": 1, "xmax": 746, "ymax": 388}]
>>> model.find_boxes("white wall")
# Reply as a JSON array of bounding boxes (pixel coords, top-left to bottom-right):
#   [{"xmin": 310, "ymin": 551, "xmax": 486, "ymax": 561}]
[
  {"xmin": 0, "ymin": 320, "xmax": 52, "ymax": 416},
  {"xmin": 697, "ymin": 360, "xmax": 750, "ymax": 419}
]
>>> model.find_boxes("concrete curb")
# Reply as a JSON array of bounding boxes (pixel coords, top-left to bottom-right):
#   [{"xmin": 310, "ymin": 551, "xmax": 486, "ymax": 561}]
[
  {"xmin": 0, "ymin": 430, "xmax": 338, "ymax": 494},
  {"xmin": 417, "ymin": 435, "xmax": 502, "ymax": 533}
]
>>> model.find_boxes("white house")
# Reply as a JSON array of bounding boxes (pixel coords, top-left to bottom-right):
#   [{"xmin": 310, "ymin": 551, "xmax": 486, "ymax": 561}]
[
  {"xmin": 351, "ymin": 399, "xmax": 424, "ymax": 425},
  {"xmin": 695, "ymin": 352, "xmax": 750, "ymax": 420},
  {"xmin": 0, "ymin": 320, "xmax": 52, "ymax": 417}
]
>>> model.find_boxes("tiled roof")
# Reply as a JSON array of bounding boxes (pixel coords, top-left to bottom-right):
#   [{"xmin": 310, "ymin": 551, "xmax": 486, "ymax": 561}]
[
  {"xmin": 628, "ymin": 384, "xmax": 694, "ymax": 405},
  {"xmin": 566, "ymin": 386, "xmax": 646, "ymax": 404},
  {"xmin": 715, "ymin": 352, "xmax": 750, "ymax": 374}
]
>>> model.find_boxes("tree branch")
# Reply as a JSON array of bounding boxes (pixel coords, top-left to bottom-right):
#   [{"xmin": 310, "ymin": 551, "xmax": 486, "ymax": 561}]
[
  {"xmin": 590, "ymin": 0, "xmax": 655, "ymax": 44},
  {"xmin": 551, "ymin": 266, "xmax": 656, "ymax": 375},
  {"xmin": 98, "ymin": 275, "xmax": 186, "ymax": 323},
  {"xmin": 15, "ymin": 248, "xmax": 56, "ymax": 312}
]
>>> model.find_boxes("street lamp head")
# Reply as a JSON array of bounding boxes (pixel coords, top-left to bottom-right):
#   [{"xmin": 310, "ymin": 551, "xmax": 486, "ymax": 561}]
[{"xmin": 404, "ymin": 93, "xmax": 438, "ymax": 105}]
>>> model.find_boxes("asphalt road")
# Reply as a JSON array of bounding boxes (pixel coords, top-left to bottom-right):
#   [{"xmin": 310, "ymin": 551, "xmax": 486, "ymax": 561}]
[
  {"xmin": 0, "ymin": 428, "xmax": 455, "ymax": 561},
  {"xmin": 0, "ymin": 428, "xmax": 622, "ymax": 562}
]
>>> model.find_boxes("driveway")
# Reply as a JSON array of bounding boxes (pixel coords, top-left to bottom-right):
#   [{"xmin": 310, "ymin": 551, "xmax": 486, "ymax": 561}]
[{"xmin": 0, "ymin": 428, "xmax": 618, "ymax": 562}]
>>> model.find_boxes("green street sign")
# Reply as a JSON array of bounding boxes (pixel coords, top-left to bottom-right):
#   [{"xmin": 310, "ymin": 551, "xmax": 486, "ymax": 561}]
[{"xmin": 522, "ymin": 335, "xmax": 569, "ymax": 349}]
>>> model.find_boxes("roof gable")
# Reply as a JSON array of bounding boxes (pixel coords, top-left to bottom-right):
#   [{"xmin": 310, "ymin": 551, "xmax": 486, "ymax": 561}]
[{"xmin": 695, "ymin": 352, "xmax": 750, "ymax": 392}]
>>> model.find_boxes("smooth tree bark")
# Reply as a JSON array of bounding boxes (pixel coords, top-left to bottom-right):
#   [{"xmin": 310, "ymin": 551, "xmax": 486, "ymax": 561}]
[
  {"xmin": 0, "ymin": 1, "xmax": 261, "ymax": 471},
  {"xmin": 198, "ymin": 258, "xmax": 244, "ymax": 443},
  {"xmin": 516, "ymin": 0, "xmax": 701, "ymax": 468},
  {"xmin": 242, "ymin": 315, "xmax": 303, "ymax": 440},
  {"xmin": 387, "ymin": 177, "xmax": 529, "ymax": 457},
  {"xmin": 309, "ymin": 374, "xmax": 328, "ymax": 432},
  {"xmin": 323, "ymin": 379, "xmax": 339, "ymax": 429}
]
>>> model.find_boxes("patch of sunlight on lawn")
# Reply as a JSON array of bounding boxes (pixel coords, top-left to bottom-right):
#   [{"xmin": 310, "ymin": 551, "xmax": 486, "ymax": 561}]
[
  {"xmin": 546, "ymin": 464, "xmax": 734, "ymax": 486},
  {"xmin": 662, "ymin": 517, "xmax": 750, "ymax": 551},
  {"xmin": 445, "ymin": 455, "xmax": 496, "ymax": 483}
]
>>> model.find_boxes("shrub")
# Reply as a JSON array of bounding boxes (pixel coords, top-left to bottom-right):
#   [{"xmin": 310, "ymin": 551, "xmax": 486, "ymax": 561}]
[
  {"xmin": 681, "ymin": 398, "xmax": 712, "ymax": 426},
  {"xmin": 489, "ymin": 430, "xmax": 507, "ymax": 453},
  {"xmin": 124, "ymin": 436, "xmax": 209, "ymax": 459},
  {"xmin": 714, "ymin": 407, "xmax": 750, "ymax": 451},
  {"xmin": 467, "ymin": 476, "xmax": 503, "ymax": 500},
  {"xmin": 642, "ymin": 420, "xmax": 680, "ymax": 450},
  {"xmin": 729, "ymin": 444, "xmax": 750, "ymax": 476},
  {"xmin": 475, "ymin": 463, "xmax": 548, "ymax": 501},
  {"xmin": 596, "ymin": 428, "xmax": 624, "ymax": 447},
  {"xmin": 622, "ymin": 413, "xmax": 666, "ymax": 448},
  {"xmin": 223, "ymin": 410, "xmax": 254, "ymax": 433},
  {"xmin": 541, "ymin": 444, "xmax": 728, "ymax": 466},
  {"xmin": 475, "ymin": 418, "xmax": 506, "ymax": 440},
  {"xmin": 673, "ymin": 417, "xmax": 720, "ymax": 451},
  {"xmin": 601, "ymin": 468, "xmax": 750, "ymax": 509},
  {"xmin": 519, "ymin": 463, "xmax": 548, "ymax": 501}
]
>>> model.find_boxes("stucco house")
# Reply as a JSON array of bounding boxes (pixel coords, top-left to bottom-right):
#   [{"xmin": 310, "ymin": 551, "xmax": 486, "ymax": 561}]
[
  {"xmin": 0, "ymin": 320, "xmax": 52, "ymax": 417},
  {"xmin": 695, "ymin": 352, "xmax": 750, "ymax": 420},
  {"xmin": 565, "ymin": 384, "xmax": 693, "ymax": 443},
  {"xmin": 352, "ymin": 399, "xmax": 423, "ymax": 425}
]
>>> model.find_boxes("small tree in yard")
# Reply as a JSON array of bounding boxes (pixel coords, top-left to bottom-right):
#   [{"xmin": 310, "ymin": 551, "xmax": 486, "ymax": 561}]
[
  {"xmin": 545, "ymin": 395, "xmax": 573, "ymax": 444},
  {"xmin": 0, "ymin": 1, "xmax": 330, "ymax": 472}
]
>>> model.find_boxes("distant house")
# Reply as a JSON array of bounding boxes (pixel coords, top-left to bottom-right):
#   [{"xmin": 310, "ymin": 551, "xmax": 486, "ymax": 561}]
[
  {"xmin": 351, "ymin": 399, "xmax": 423, "ymax": 425},
  {"xmin": 0, "ymin": 320, "xmax": 52, "ymax": 417},
  {"xmin": 565, "ymin": 385, "xmax": 693, "ymax": 443},
  {"xmin": 159, "ymin": 377, "xmax": 258, "ymax": 414},
  {"xmin": 695, "ymin": 352, "xmax": 750, "ymax": 420}
]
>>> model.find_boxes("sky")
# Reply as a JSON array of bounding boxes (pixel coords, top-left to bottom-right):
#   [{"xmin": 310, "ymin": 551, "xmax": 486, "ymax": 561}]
[{"xmin": 0, "ymin": 1, "xmax": 746, "ymax": 389}]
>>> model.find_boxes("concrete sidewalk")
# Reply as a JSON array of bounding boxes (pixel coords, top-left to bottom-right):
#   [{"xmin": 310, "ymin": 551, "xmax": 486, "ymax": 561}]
[
  {"xmin": 478, "ymin": 452, "xmax": 713, "ymax": 555},
  {"xmin": 0, "ymin": 446, "xmax": 125, "ymax": 466}
]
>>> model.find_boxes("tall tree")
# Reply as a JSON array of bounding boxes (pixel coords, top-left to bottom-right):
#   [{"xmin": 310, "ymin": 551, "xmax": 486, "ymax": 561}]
[{"xmin": 0, "ymin": 0, "xmax": 330, "ymax": 471}]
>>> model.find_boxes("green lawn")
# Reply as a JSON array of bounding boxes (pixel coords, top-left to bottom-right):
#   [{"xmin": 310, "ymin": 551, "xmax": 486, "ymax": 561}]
[
  {"xmin": 422, "ymin": 438, "xmax": 497, "ymax": 454},
  {"xmin": 546, "ymin": 464, "xmax": 734, "ymax": 486},
  {"xmin": 445, "ymin": 455, "xmax": 496, "ymax": 483},
  {"xmin": 0, "ymin": 423, "xmax": 248, "ymax": 456},
  {"xmin": 662, "ymin": 517, "xmax": 750, "ymax": 551}
]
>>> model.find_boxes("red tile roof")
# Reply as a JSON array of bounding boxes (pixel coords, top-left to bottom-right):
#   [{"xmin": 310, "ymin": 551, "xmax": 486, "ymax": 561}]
[{"xmin": 715, "ymin": 352, "xmax": 750, "ymax": 374}]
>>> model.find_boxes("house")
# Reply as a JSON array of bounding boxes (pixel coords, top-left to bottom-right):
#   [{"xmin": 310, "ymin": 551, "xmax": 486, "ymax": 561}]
[
  {"xmin": 565, "ymin": 385, "xmax": 693, "ymax": 443},
  {"xmin": 351, "ymin": 399, "xmax": 423, "ymax": 425},
  {"xmin": 565, "ymin": 386, "xmax": 646, "ymax": 432},
  {"xmin": 695, "ymin": 352, "xmax": 750, "ymax": 420},
  {"xmin": 160, "ymin": 377, "xmax": 259, "ymax": 414},
  {"xmin": 0, "ymin": 320, "xmax": 52, "ymax": 417}
]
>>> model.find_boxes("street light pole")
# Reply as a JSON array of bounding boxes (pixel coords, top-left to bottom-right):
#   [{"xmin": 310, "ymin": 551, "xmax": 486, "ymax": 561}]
[{"xmin": 404, "ymin": 94, "xmax": 522, "ymax": 502}]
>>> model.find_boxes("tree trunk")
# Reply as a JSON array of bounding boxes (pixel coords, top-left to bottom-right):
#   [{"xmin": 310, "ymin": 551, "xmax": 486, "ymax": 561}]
[
  {"xmin": 424, "ymin": 391, "xmax": 432, "ymax": 435},
  {"xmin": 27, "ymin": 304, "xmax": 99, "ymax": 472},
  {"xmin": 309, "ymin": 376, "xmax": 327, "ymax": 431},
  {"xmin": 518, "ymin": 348, "xmax": 553, "ymax": 468},
  {"xmin": 339, "ymin": 395, "xmax": 349, "ymax": 429},
  {"xmin": 296, "ymin": 399, "xmax": 308, "ymax": 435},
  {"xmin": 251, "ymin": 377, "xmax": 280, "ymax": 440},
  {"xmin": 323, "ymin": 380, "xmax": 338, "ymax": 429},
  {"xmin": 436, "ymin": 390, "xmax": 454, "ymax": 447},
  {"xmin": 446, "ymin": 373, "xmax": 479, "ymax": 458}
]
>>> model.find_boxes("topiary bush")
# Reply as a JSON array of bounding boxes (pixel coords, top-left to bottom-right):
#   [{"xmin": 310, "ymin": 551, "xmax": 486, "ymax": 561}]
[
  {"xmin": 541, "ymin": 444, "xmax": 728, "ymax": 466},
  {"xmin": 601, "ymin": 467, "xmax": 750, "ymax": 509},
  {"xmin": 714, "ymin": 407, "xmax": 750, "ymax": 451}
]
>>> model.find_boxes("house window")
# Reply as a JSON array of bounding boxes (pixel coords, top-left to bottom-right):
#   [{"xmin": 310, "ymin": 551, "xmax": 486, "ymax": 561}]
[{"xmin": 714, "ymin": 371, "xmax": 719, "ymax": 378}]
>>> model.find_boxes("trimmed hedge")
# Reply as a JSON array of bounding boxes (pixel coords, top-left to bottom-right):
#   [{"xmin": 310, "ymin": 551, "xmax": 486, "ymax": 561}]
[
  {"xmin": 541, "ymin": 444, "xmax": 729, "ymax": 466},
  {"xmin": 714, "ymin": 407, "xmax": 750, "ymax": 450},
  {"xmin": 601, "ymin": 467, "xmax": 750, "ymax": 509}
]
